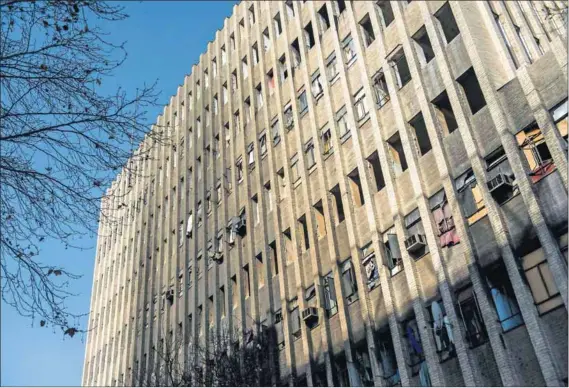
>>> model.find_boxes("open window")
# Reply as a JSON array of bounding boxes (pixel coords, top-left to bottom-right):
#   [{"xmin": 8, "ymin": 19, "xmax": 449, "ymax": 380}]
[
  {"xmin": 412, "ymin": 26, "xmax": 435, "ymax": 65},
  {"xmin": 391, "ymin": 50, "xmax": 412, "ymax": 89},
  {"xmin": 409, "ymin": 112, "xmax": 432, "ymax": 156},
  {"xmin": 298, "ymin": 214, "xmax": 310, "ymax": 250},
  {"xmin": 279, "ymin": 55, "xmax": 288, "ymax": 82},
  {"xmin": 516, "ymin": 123, "xmax": 556, "ymax": 183},
  {"xmin": 330, "ymin": 184, "xmax": 345, "ymax": 223},
  {"xmin": 377, "ymin": 329, "xmax": 401, "ymax": 386},
  {"xmin": 435, "ymin": 2, "xmax": 460, "ymax": 43},
  {"xmin": 366, "ymin": 151, "xmax": 386, "ymax": 192},
  {"xmin": 483, "ymin": 260, "xmax": 524, "ymax": 331},
  {"xmin": 348, "ymin": 168, "xmax": 365, "ymax": 207},
  {"xmin": 341, "ymin": 259, "xmax": 358, "ymax": 303},
  {"xmin": 361, "ymin": 243, "xmax": 379, "ymax": 290},
  {"xmin": 354, "ymin": 88, "xmax": 370, "ymax": 121},
  {"xmin": 387, "ymin": 132, "xmax": 408, "ymax": 175},
  {"xmin": 457, "ymin": 67, "xmax": 486, "ymax": 115},
  {"xmin": 291, "ymin": 39, "xmax": 302, "ymax": 69},
  {"xmin": 305, "ymin": 139, "xmax": 316, "ymax": 169},
  {"xmin": 323, "ymin": 273, "xmax": 338, "ymax": 317},
  {"xmin": 304, "ymin": 22, "xmax": 315, "ymax": 49},
  {"xmin": 274, "ymin": 13, "xmax": 282, "ymax": 37},
  {"xmin": 432, "ymin": 91, "xmax": 458, "ymax": 135},
  {"xmin": 456, "ymin": 285, "xmax": 488, "ymax": 348},
  {"xmin": 359, "ymin": 14, "xmax": 376, "ymax": 47},
  {"xmin": 317, "ymin": 5, "xmax": 330, "ymax": 34},
  {"xmin": 337, "ymin": 106, "xmax": 351, "ymax": 139},
  {"xmin": 429, "ymin": 190, "xmax": 460, "ymax": 248},
  {"xmin": 377, "ymin": 1, "xmax": 395, "ymax": 27},
  {"xmin": 427, "ymin": 300, "xmax": 456, "ymax": 361},
  {"xmin": 402, "ymin": 318, "xmax": 425, "ymax": 373},
  {"xmin": 314, "ymin": 200, "xmax": 326, "ymax": 239},
  {"xmin": 311, "ymin": 71, "xmax": 324, "ymax": 100},
  {"xmin": 342, "ymin": 35, "xmax": 357, "ymax": 65},
  {"xmin": 321, "ymin": 127, "xmax": 333, "ymax": 155},
  {"xmin": 456, "ymin": 169, "xmax": 487, "ymax": 225},
  {"xmin": 372, "ymin": 70, "xmax": 390, "ymax": 108}
]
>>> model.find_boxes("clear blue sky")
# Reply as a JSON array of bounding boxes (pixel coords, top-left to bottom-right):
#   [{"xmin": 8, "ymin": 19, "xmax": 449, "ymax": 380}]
[{"xmin": 0, "ymin": 1, "xmax": 236, "ymax": 386}]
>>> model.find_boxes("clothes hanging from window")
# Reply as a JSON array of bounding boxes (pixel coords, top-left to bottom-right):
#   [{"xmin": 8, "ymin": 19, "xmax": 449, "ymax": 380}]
[
  {"xmin": 407, "ymin": 325, "xmax": 422, "ymax": 355},
  {"xmin": 419, "ymin": 361, "xmax": 431, "ymax": 387}
]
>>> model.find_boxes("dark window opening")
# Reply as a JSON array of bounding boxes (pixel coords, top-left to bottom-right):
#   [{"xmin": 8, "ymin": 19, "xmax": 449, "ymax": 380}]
[
  {"xmin": 484, "ymin": 260, "xmax": 524, "ymax": 332},
  {"xmin": 336, "ymin": 0, "xmax": 346, "ymax": 14},
  {"xmin": 377, "ymin": 1, "xmax": 395, "ymax": 27},
  {"xmin": 457, "ymin": 67, "xmax": 486, "ymax": 115},
  {"xmin": 377, "ymin": 329, "xmax": 401, "ymax": 386},
  {"xmin": 409, "ymin": 112, "xmax": 432, "ymax": 155},
  {"xmin": 304, "ymin": 22, "xmax": 315, "ymax": 49},
  {"xmin": 341, "ymin": 259, "xmax": 358, "ymax": 303},
  {"xmin": 392, "ymin": 52, "xmax": 412, "ymax": 89},
  {"xmin": 359, "ymin": 14, "xmax": 376, "ymax": 47},
  {"xmin": 243, "ymin": 264, "xmax": 251, "ymax": 298},
  {"xmin": 291, "ymin": 39, "xmax": 302, "ymax": 69},
  {"xmin": 387, "ymin": 132, "xmax": 408, "ymax": 174},
  {"xmin": 427, "ymin": 301, "xmax": 457, "ymax": 361},
  {"xmin": 270, "ymin": 241, "xmax": 279, "ymax": 276},
  {"xmin": 435, "ymin": 2, "xmax": 460, "ymax": 43},
  {"xmin": 348, "ymin": 168, "xmax": 365, "ymax": 207},
  {"xmin": 412, "ymin": 26, "xmax": 435, "ymax": 64},
  {"xmin": 432, "ymin": 91, "xmax": 458, "ymax": 135},
  {"xmin": 314, "ymin": 200, "xmax": 327, "ymax": 239},
  {"xmin": 367, "ymin": 151, "xmax": 386, "ymax": 191},
  {"xmin": 330, "ymin": 184, "xmax": 345, "ymax": 223},
  {"xmin": 456, "ymin": 286, "xmax": 488, "ymax": 348},
  {"xmin": 318, "ymin": 5, "xmax": 330, "ymax": 33},
  {"xmin": 299, "ymin": 215, "xmax": 310, "ymax": 250}
]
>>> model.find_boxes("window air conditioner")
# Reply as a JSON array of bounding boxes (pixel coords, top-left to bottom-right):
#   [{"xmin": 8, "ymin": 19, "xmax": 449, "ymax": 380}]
[
  {"xmin": 487, "ymin": 173, "xmax": 513, "ymax": 193},
  {"xmin": 404, "ymin": 234, "xmax": 427, "ymax": 253},
  {"xmin": 302, "ymin": 307, "xmax": 318, "ymax": 322}
]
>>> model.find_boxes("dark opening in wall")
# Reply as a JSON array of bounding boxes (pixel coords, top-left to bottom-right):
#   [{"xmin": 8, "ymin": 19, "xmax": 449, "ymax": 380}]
[
  {"xmin": 412, "ymin": 26, "xmax": 435, "ymax": 64},
  {"xmin": 314, "ymin": 200, "xmax": 327, "ymax": 238},
  {"xmin": 432, "ymin": 91, "xmax": 458, "ymax": 135},
  {"xmin": 392, "ymin": 51, "xmax": 412, "ymax": 89},
  {"xmin": 409, "ymin": 112, "xmax": 432, "ymax": 155},
  {"xmin": 336, "ymin": 0, "xmax": 346, "ymax": 14},
  {"xmin": 299, "ymin": 214, "xmax": 310, "ymax": 250},
  {"xmin": 269, "ymin": 241, "xmax": 279, "ymax": 275},
  {"xmin": 366, "ymin": 151, "xmax": 386, "ymax": 192},
  {"xmin": 348, "ymin": 168, "xmax": 365, "ymax": 207},
  {"xmin": 359, "ymin": 14, "xmax": 375, "ymax": 47},
  {"xmin": 377, "ymin": 0, "xmax": 395, "ymax": 27},
  {"xmin": 387, "ymin": 132, "xmax": 408, "ymax": 174},
  {"xmin": 291, "ymin": 39, "xmax": 302, "ymax": 68},
  {"xmin": 243, "ymin": 264, "xmax": 251, "ymax": 298},
  {"xmin": 457, "ymin": 67, "xmax": 487, "ymax": 115},
  {"xmin": 304, "ymin": 22, "xmax": 315, "ymax": 49},
  {"xmin": 317, "ymin": 5, "xmax": 330, "ymax": 33},
  {"xmin": 330, "ymin": 184, "xmax": 345, "ymax": 223},
  {"xmin": 435, "ymin": 2, "xmax": 460, "ymax": 44}
]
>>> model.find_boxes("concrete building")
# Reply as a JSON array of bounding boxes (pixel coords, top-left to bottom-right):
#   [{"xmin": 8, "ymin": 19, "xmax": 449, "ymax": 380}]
[{"xmin": 82, "ymin": 1, "xmax": 569, "ymax": 386}]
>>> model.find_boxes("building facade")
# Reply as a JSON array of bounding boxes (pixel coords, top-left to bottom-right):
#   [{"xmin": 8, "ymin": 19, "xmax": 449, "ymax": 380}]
[{"xmin": 82, "ymin": 1, "xmax": 569, "ymax": 386}]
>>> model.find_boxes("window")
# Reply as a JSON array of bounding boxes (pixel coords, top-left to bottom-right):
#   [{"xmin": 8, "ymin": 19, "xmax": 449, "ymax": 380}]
[
  {"xmin": 317, "ymin": 5, "xmax": 330, "ymax": 33},
  {"xmin": 311, "ymin": 72, "xmax": 324, "ymax": 99},
  {"xmin": 514, "ymin": 24, "xmax": 533, "ymax": 62},
  {"xmin": 342, "ymin": 35, "xmax": 357, "ymax": 65},
  {"xmin": 233, "ymin": 110, "xmax": 240, "ymax": 133},
  {"xmin": 279, "ymin": 55, "xmax": 288, "ymax": 82},
  {"xmin": 221, "ymin": 45, "xmax": 227, "ymax": 65},
  {"xmin": 212, "ymin": 58, "xmax": 217, "ymax": 78},
  {"xmin": 305, "ymin": 140, "xmax": 316, "ymax": 169},
  {"xmin": 427, "ymin": 301, "xmax": 456, "ymax": 361},
  {"xmin": 516, "ymin": 124, "xmax": 555, "ymax": 183},
  {"xmin": 523, "ymin": 247, "xmax": 563, "ymax": 315},
  {"xmin": 321, "ymin": 128, "xmax": 333, "ymax": 155},
  {"xmin": 341, "ymin": 259, "xmax": 358, "ymax": 303},
  {"xmin": 361, "ymin": 244, "xmax": 379, "ymax": 290},
  {"xmin": 409, "ymin": 112, "xmax": 432, "ymax": 155},
  {"xmin": 236, "ymin": 157, "xmax": 243, "ymax": 183},
  {"xmin": 435, "ymin": 2, "xmax": 460, "ymax": 43},
  {"xmin": 354, "ymin": 89, "xmax": 369, "ymax": 121},
  {"xmin": 377, "ymin": 1, "xmax": 395, "ymax": 27},
  {"xmin": 264, "ymin": 182, "xmax": 273, "ymax": 212},
  {"xmin": 348, "ymin": 168, "xmax": 365, "ymax": 207},
  {"xmin": 387, "ymin": 132, "xmax": 408, "ymax": 175},
  {"xmin": 247, "ymin": 143, "xmax": 255, "ymax": 169},
  {"xmin": 220, "ymin": 286, "xmax": 226, "ymax": 317},
  {"xmin": 231, "ymin": 70, "xmax": 238, "ymax": 93},
  {"xmin": 263, "ymin": 28, "xmax": 271, "ymax": 51},
  {"xmin": 333, "ymin": 0, "xmax": 346, "ymax": 15},
  {"xmin": 484, "ymin": 261, "xmax": 524, "ymax": 331},
  {"xmin": 274, "ymin": 13, "xmax": 282, "ymax": 36},
  {"xmin": 216, "ymin": 182, "xmax": 222, "ymax": 205},
  {"xmin": 248, "ymin": 4, "xmax": 255, "ymax": 25},
  {"xmin": 456, "ymin": 286, "xmax": 488, "ymax": 348},
  {"xmin": 456, "ymin": 170, "xmax": 487, "ymax": 225},
  {"xmin": 337, "ymin": 106, "xmax": 351, "ymax": 139},
  {"xmin": 326, "ymin": 53, "xmax": 339, "ymax": 82},
  {"xmin": 267, "ymin": 69, "xmax": 276, "ymax": 96},
  {"xmin": 242, "ymin": 57, "xmax": 249, "ymax": 79},
  {"xmin": 304, "ymin": 22, "xmax": 315, "ymax": 49},
  {"xmin": 291, "ymin": 154, "xmax": 300, "ymax": 183},
  {"xmin": 243, "ymin": 264, "xmax": 251, "ymax": 298},
  {"xmin": 391, "ymin": 51, "xmax": 412, "ymax": 89},
  {"xmin": 223, "ymin": 83, "xmax": 228, "ymax": 105},
  {"xmin": 259, "ymin": 133, "xmax": 267, "ymax": 156},
  {"xmin": 403, "ymin": 318, "xmax": 425, "ymax": 367},
  {"xmin": 323, "ymin": 273, "xmax": 338, "ymax": 317},
  {"xmin": 289, "ymin": 300, "xmax": 301, "ymax": 338},
  {"xmin": 330, "ymin": 184, "xmax": 345, "ymax": 223},
  {"xmin": 429, "ymin": 190, "xmax": 460, "ymax": 248},
  {"xmin": 291, "ymin": 39, "xmax": 302, "ymax": 69},
  {"xmin": 285, "ymin": 0, "xmax": 295, "ymax": 19},
  {"xmin": 359, "ymin": 14, "xmax": 375, "ymax": 46},
  {"xmin": 271, "ymin": 118, "xmax": 281, "ymax": 145},
  {"xmin": 412, "ymin": 26, "xmax": 435, "ymax": 65},
  {"xmin": 252, "ymin": 43, "xmax": 259, "ymax": 65},
  {"xmin": 366, "ymin": 151, "xmax": 385, "ymax": 191},
  {"xmin": 196, "ymin": 81, "xmax": 201, "ymax": 99},
  {"xmin": 314, "ymin": 200, "xmax": 326, "ymax": 238},
  {"xmin": 298, "ymin": 90, "xmax": 308, "ymax": 115},
  {"xmin": 551, "ymin": 99, "xmax": 568, "ymax": 142},
  {"xmin": 269, "ymin": 241, "xmax": 278, "ymax": 275},
  {"xmin": 458, "ymin": 68, "xmax": 487, "ymax": 115},
  {"xmin": 256, "ymin": 253, "xmax": 265, "ymax": 287},
  {"xmin": 231, "ymin": 275, "xmax": 238, "ymax": 305},
  {"xmin": 252, "ymin": 195, "xmax": 260, "ymax": 225},
  {"xmin": 493, "ymin": 12, "xmax": 519, "ymax": 69},
  {"xmin": 284, "ymin": 103, "xmax": 294, "ymax": 130},
  {"xmin": 432, "ymin": 91, "xmax": 458, "ymax": 135},
  {"xmin": 205, "ymin": 106, "xmax": 211, "ymax": 127},
  {"xmin": 230, "ymin": 33, "xmax": 236, "ymax": 50},
  {"xmin": 256, "ymin": 84, "xmax": 263, "ymax": 109},
  {"xmin": 204, "ymin": 69, "xmax": 209, "ymax": 89},
  {"xmin": 372, "ymin": 70, "xmax": 390, "ymax": 108}
]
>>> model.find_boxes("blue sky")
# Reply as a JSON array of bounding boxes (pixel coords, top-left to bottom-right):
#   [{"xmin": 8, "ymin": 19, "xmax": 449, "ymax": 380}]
[{"xmin": 0, "ymin": 2, "xmax": 236, "ymax": 386}]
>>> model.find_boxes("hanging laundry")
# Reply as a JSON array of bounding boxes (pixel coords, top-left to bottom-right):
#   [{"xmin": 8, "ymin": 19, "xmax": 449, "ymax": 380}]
[{"xmin": 419, "ymin": 361, "xmax": 431, "ymax": 387}]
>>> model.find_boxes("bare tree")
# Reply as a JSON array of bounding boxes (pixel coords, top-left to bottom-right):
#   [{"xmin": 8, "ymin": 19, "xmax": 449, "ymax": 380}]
[
  {"xmin": 0, "ymin": 0, "xmax": 164, "ymax": 335},
  {"xmin": 135, "ymin": 325, "xmax": 279, "ymax": 387}
]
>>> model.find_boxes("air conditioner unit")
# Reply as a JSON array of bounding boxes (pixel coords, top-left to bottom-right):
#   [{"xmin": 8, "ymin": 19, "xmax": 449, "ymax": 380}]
[
  {"xmin": 487, "ymin": 173, "xmax": 513, "ymax": 193},
  {"xmin": 404, "ymin": 234, "xmax": 427, "ymax": 253},
  {"xmin": 302, "ymin": 307, "xmax": 318, "ymax": 322}
]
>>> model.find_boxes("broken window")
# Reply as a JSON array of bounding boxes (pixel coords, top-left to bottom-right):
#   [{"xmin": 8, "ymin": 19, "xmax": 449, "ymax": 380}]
[
  {"xmin": 429, "ymin": 190, "xmax": 460, "ymax": 248},
  {"xmin": 377, "ymin": 0, "xmax": 395, "ymax": 27},
  {"xmin": 323, "ymin": 273, "xmax": 338, "ymax": 317},
  {"xmin": 337, "ymin": 106, "xmax": 351, "ymax": 139},
  {"xmin": 456, "ymin": 285, "xmax": 488, "ymax": 348},
  {"xmin": 317, "ymin": 5, "xmax": 330, "ymax": 34},
  {"xmin": 432, "ymin": 90, "xmax": 458, "ymax": 135},
  {"xmin": 298, "ymin": 90, "xmax": 308, "ymax": 115},
  {"xmin": 348, "ymin": 168, "xmax": 365, "ymax": 207},
  {"xmin": 409, "ymin": 112, "xmax": 432, "ymax": 155},
  {"xmin": 457, "ymin": 67, "xmax": 486, "ymax": 115},
  {"xmin": 359, "ymin": 14, "xmax": 376, "ymax": 47},
  {"xmin": 341, "ymin": 259, "xmax": 358, "ymax": 303},
  {"xmin": 391, "ymin": 50, "xmax": 412, "ymax": 89},
  {"xmin": 522, "ymin": 247, "xmax": 563, "ymax": 315},
  {"xmin": 366, "ymin": 151, "xmax": 385, "ymax": 192},
  {"xmin": 314, "ymin": 200, "xmax": 326, "ymax": 238},
  {"xmin": 271, "ymin": 118, "xmax": 281, "ymax": 145},
  {"xmin": 247, "ymin": 143, "xmax": 255, "ymax": 169},
  {"xmin": 284, "ymin": 103, "xmax": 294, "ymax": 130},
  {"xmin": 342, "ymin": 35, "xmax": 357, "ymax": 65},
  {"xmin": 321, "ymin": 128, "xmax": 333, "ymax": 155},
  {"xmin": 330, "ymin": 184, "xmax": 345, "ymax": 223},
  {"xmin": 412, "ymin": 26, "xmax": 435, "ymax": 65},
  {"xmin": 435, "ymin": 2, "xmax": 460, "ymax": 43},
  {"xmin": 259, "ymin": 132, "xmax": 267, "ymax": 156},
  {"xmin": 291, "ymin": 39, "xmax": 302, "ymax": 69},
  {"xmin": 372, "ymin": 70, "xmax": 390, "ymax": 108},
  {"xmin": 456, "ymin": 169, "xmax": 487, "ymax": 225},
  {"xmin": 236, "ymin": 157, "xmax": 244, "ymax": 183},
  {"xmin": 361, "ymin": 243, "xmax": 379, "ymax": 290},
  {"xmin": 304, "ymin": 22, "xmax": 315, "ymax": 49},
  {"xmin": 305, "ymin": 139, "xmax": 316, "ymax": 169},
  {"xmin": 311, "ymin": 71, "xmax": 324, "ymax": 99},
  {"xmin": 484, "ymin": 261, "xmax": 524, "ymax": 331},
  {"xmin": 354, "ymin": 89, "xmax": 370, "ymax": 121},
  {"xmin": 516, "ymin": 123, "xmax": 555, "ymax": 183},
  {"xmin": 279, "ymin": 55, "xmax": 288, "ymax": 82},
  {"xmin": 274, "ymin": 13, "xmax": 282, "ymax": 37},
  {"xmin": 326, "ymin": 53, "xmax": 339, "ymax": 82},
  {"xmin": 263, "ymin": 28, "xmax": 271, "ymax": 51},
  {"xmin": 387, "ymin": 132, "xmax": 408, "ymax": 175}
]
